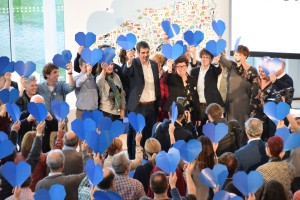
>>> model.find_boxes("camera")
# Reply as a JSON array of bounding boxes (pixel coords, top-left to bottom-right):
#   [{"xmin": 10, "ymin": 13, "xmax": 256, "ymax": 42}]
[
  {"xmin": 272, "ymin": 87, "xmax": 294, "ymax": 104},
  {"xmin": 176, "ymin": 96, "xmax": 192, "ymax": 112}
]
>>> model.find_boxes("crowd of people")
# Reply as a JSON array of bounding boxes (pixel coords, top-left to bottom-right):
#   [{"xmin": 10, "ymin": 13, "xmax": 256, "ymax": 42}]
[{"xmin": 0, "ymin": 39, "xmax": 300, "ymax": 200}]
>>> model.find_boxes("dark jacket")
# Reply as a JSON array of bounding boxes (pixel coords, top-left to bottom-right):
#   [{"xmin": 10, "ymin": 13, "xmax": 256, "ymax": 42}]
[{"xmin": 15, "ymin": 90, "xmax": 31, "ymax": 112}]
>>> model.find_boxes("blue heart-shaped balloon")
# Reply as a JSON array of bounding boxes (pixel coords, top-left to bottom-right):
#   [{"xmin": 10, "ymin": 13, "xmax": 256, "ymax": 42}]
[
  {"xmin": 0, "ymin": 56, "xmax": 14, "ymax": 74},
  {"xmin": 234, "ymin": 36, "xmax": 241, "ymax": 52},
  {"xmin": 155, "ymin": 147, "xmax": 180, "ymax": 175},
  {"xmin": 283, "ymin": 133, "xmax": 300, "ymax": 151},
  {"xmin": 101, "ymin": 47, "xmax": 116, "ymax": 64},
  {"xmin": 162, "ymin": 44, "xmax": 183, "ymax": 60},
  {"xmin": 82, "ymin": 109, "xmax": 104, "ymax": 124},
  {"xmin": 0, "ymin": 88, "xmax": 20, "ymax": 104},
  {"xmin": 71, "ymin": 118, "xmax": 96, "ymax": 140},
  {"xmin": 52, "ymin": 50, "xmax": 72, "ymax": 69},
  {"xmin": 261, "ymin": 57, "xmax": 282, "ymax": 76},
  {"xmin": 263, "ymin": 102, "xmax": 290, "ymax": 123},
  {"xmin": 14, "ymin": 61, "xmax": 36, "ymax": 78},
  {"xmin": 94, "ymin": 190, "xmax": 123, "ymax": 200},
  {"xmin": 213, "ymin": 190, "xmax": 243, "ymax": 200},
  {"xmin": 199, "ymin": 164, "xmax": 228, "ymax": 189},
  {"xmin": 171, "ymin": 101, "xmax": 178, "ymax": 124},
  {"xmin": 203, "ymin": 122, "xmax": 229, "ymax": 143},
  {"xmin": 85, "ymin": 130, "xmax": 112, "ymax": 154},
  {"xmin": 161, "ymin": 20, "xmax": 180, "ymax": 39},
  {"xmin": 206, "ymin": 39, "xmax": 227, "ymax": 57},
  {"xmin": 173, "ymin": 139, "xmax": 202, "ymax": 162},
  {"xmin": 233, "ymin": 171, "xmax": 264, "ymax": 197},
  {"xmin": 212, "ymin": 20, "xmax": 226, "ymax": 37},
  {"xmin": 81, "ymin": 48, "xmax": 103, "ymax": 67},
  {"xmin": 75, "ymin": 32, "xmax": 96, "ymax": 48},
  {"xmin": 27, "ymin": 102, "xmax": 48, "ymax": 122},
  {"xmin": 6, "ymin": 103, "xmax": 21, "ymax": 122},
  {"xmin": 175, "ymin": 40, "xmax": 187, "ymax": 54},
  {"xmin": 34, "ymin": 184, "xmax": 66, "ymax": 200},
  {"xmin": 51, "ymin": 100, "xmax": 70, "ymax": 121},
  {"xmin": 0, "ymin": 137, "xmax": 14, "ymax": 160},
  {"xmin": 128, "ymin": 112, "xmax": 146, "ymax": 132},
  {"xmin": 86, "ymin": 159, "xmax": 103, "ymax": 185},
  {"xmin": 184, "ymin": 30, "xmax": 204, "ymax": 47},
  {"xmin": 117, "ymin": 33, "xmax": 137, "ymax": 50},
  {"xmin": 1, "ymin": 161, "xmax": 31, "ymax": 187}
]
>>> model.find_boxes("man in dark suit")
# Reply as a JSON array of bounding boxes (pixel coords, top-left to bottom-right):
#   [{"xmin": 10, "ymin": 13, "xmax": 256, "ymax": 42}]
[
  {"xmin": 190, "ymin": 48, "xmax": 224, "ymax": 130},
  {"xmin": 62, "ymin": 131, "xmax": 83, "ymax": 175},
  {"xmin": 123, "ymin": 41, "xmax": 161, "ymax": 159},
  {"xmin": 35, "ymin": 149, "xmax": 85, "ymax": 200},
  {"xmin": 234, "ymin": 118, "xmax": 268, "ymax": 173}
]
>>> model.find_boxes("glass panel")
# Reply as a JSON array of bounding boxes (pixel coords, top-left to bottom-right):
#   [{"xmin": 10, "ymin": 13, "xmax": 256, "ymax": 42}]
[{"xmin": 0, "ymin": 0, "xmax": 10, "ymax": 58}]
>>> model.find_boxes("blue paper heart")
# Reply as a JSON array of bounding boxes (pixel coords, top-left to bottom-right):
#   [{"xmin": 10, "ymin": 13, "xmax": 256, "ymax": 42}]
[
  {"xmin": 1, "ymin": 161, "xmax": 31, "ymax": 187},
  {"xmin": 283, "ymin": 133, "xmax": 300, "ymax": 151},
  {"xmin": 81, "ymin": 48, "xmax": 103, "ymax": 67},
  {"xmin": 264, "ymin": 102, "xmax": 290, "ymax": 123},
  {"xmin": 261, "ymin": 57, "xmax": 282, "ymax": 76},
  {"xmin": 128, "ymin": 112, "xmax": 146, "ymax": 132},
  {"xmin": 97, "ymin": 117, "xmax": 112, "ymax": 132},
  {"xmin": 101, "ymin": 47, "xmax": 116, "ymax": 64},
  {"xmin": 51, "ymin": 100, "xmax": 70, "ymax": 121},
  {"xmin": 0, "ymin": 56, "xmax": 14, "ymax": 74},
  {"xmin": 82, "ymin": 110, "xmax": 104, "ymax": 124},
  {"xmin": 161, "ymin": 20, "xmax": 180, "ymax": 39},
  {"xmin": 94, "ymin": 190, "xmax": 123, "ymax": 200},
  {"xmin": 14, "ymin": 61, "xmax": 36, "ymax": 78},
  {"xmin": 85, "ymin": 130, "xmax": 112, "ymax": 154},
  {"xmin": 234, "ymin": 36, "xmax": 241, "ymax": 52},
  {"xmin": 97, "ymin": 117, "xmax": 125, "ymax": 138},
  {"xmin": 173, "ymin": 139, "xmax": 202, "ymax": 162},
  {"xmin": 213, "ymin": 190, "xmax": 243, "ymax": 200},
  {"xmin": 27, "ymin": 102, "xmax": 48, "ymax": 122},
  {"xmin": 184, "ymin": 30, "xmax": 204, "ymax": 47},
  {"xmin": 171, "ymin": 101, "xmax": 178, "ymax": 124},
  {"xmin": 206, "ymin": 39, "xmax": 227, "ymax": 57},
  {"xmin": 0, "ymin": 88, "xmax": 19, "ymax": 104},
  {"xmin": 6, "ymin": 103, "xmax": 21, "ymax": 122},
  {"xmin": 86, "ymin": 159, "xmax": 103, "ymax": 185},
  {"xmin": 52, "ymin": 50, "xmax": 72, "ymax": 69},
  {"xmin": 275, "ymin": 127, "xmax": 290, "ymax": 143},
  {"xmin": 71, "ymin": 118, "xmax": 96, "ymax": 140},
  {"xmin": 162, "ymin": 44, "xmax": 183, "ymax": 60},
  {"xmin": 233, "ymin": 171, "xmax": 264, "ymax": 197},
  {"xmin": 0, "ymin": 137, "xmax": 14, "ymax": 160},
  {"xmin": 155, "ymin": 147, "xmax": 180, "ymax": 175},
  {"xmin": 212, "ymin": 20, "xmax": 226, "ymax": 37},
  {"xmin": 175, "ymin": 40, "xmax": 187, "ymax": 54},
  {"xmin": 0, "ymin": 131, "xmax": 8, "ymax": 142},
  {"xmin": 203, "ymin": 122, "xmax": 229, "ymax": 143},
  {"xmin": 117, "ymin": 33, "xmax": 137, "ymax": 50},
  {"xmin": 199, "ymin": 164, "xmax": 228, "ymax": 189},
  {"xmin": 34, "ymin": 184, "xmax": 66, "ymax": 200},
  {"xmin": 75, "ymin": 32, "xmax": 96, "ymax": 48}
]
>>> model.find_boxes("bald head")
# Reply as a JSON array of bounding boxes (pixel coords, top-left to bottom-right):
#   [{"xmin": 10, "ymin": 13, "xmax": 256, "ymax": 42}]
[
  {"xmin": 97, "ymin": 167, "xmax": 116, "ymax": 190},
  {"xmin": 63, "ymin": 131, "xmax": 79, "ymax": 147},
  {"xmin": 30, "ymin": 94, "xmax": 45, "ymax": 104},
  {"xmin": 46, "ymin": 149, "xmax": 65, "ymax": 172}
]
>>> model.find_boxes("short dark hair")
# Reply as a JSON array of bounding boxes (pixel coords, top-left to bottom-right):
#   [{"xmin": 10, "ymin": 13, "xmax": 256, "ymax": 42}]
[
  {"xmin": 150, "ymin": 171, "xmax": 168, "ymax": 194},
  {"xmin": 237, "ymin": 45, "xmax": 250, "ymax": 58},
  {"xmin": 267, "ymin": 136, "xmax": 283, "ymax": 157},
  {"xmin": 136, "ymin": 41, "xmax": 150, "ymax": 53},
  {"xmin": 43, "ymin": 63, "xmax": 58, "ymax": 79},
  {"xmin": 78, "ymin": 58, "xmax": 86, "ymax": 67},
  {"xmin": 174, "ymin": 55, "xmax": 188, "ymax": 66},
  {"xmin": 199, "ymin": 48, "xmax": 214, "ymax": 60},
  {"xmin": 97, "ymin": 168, "xmax": 115, "ymax": 190},
  {"xmin": 206, "ymin": 103, "xmax": 223, "ymax": 121},
  {"xmin": 218, "ymin": 152, "xmax": 238, "ymax": 177}
]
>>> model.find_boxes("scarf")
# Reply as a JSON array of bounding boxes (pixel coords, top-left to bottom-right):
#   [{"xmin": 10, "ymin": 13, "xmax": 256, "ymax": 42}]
[{"xmin": 105, "ymin": 74, "xmax": 121, "ymax": 112}]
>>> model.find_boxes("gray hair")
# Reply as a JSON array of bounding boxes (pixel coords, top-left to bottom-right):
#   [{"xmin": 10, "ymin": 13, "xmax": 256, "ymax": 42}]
[
  {"xmin": 245, "ymin": 118, "xmax": 263, "ymax": 138},
  {"xmin": 63, "ymin": 131, "xmax": 79, "ymax": 147},
  {"xmin": 46, "ymin": 149, "xmax": 65, "ymax": 171},
  {"xmin": 25, "ymin": 75, "xmax": 37, "ymax": 86},
  {"xmin": 111, "ymin": 151, "xmax": 130, "ymax": 174}
]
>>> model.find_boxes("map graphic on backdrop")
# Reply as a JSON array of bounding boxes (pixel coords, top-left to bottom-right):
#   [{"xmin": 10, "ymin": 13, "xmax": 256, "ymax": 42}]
[{"xmin": 87, "ymin": 0, "xmax": 220, "ymax": 58}]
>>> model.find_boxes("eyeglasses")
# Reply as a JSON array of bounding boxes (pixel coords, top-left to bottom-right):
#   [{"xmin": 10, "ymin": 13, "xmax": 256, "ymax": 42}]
[
  {"xmin": 201, "ymin": 56, "xmax": 211, "ymax": 60},
  {"xmin": 176, "ymin": 65, "xmax": 187, "ymax": 68}
]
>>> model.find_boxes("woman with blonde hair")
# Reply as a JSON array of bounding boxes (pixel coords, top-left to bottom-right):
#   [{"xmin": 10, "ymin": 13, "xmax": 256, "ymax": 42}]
[{"xmin": 133, "ymin": 138, "xmax": 161, "ymax": 193}]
